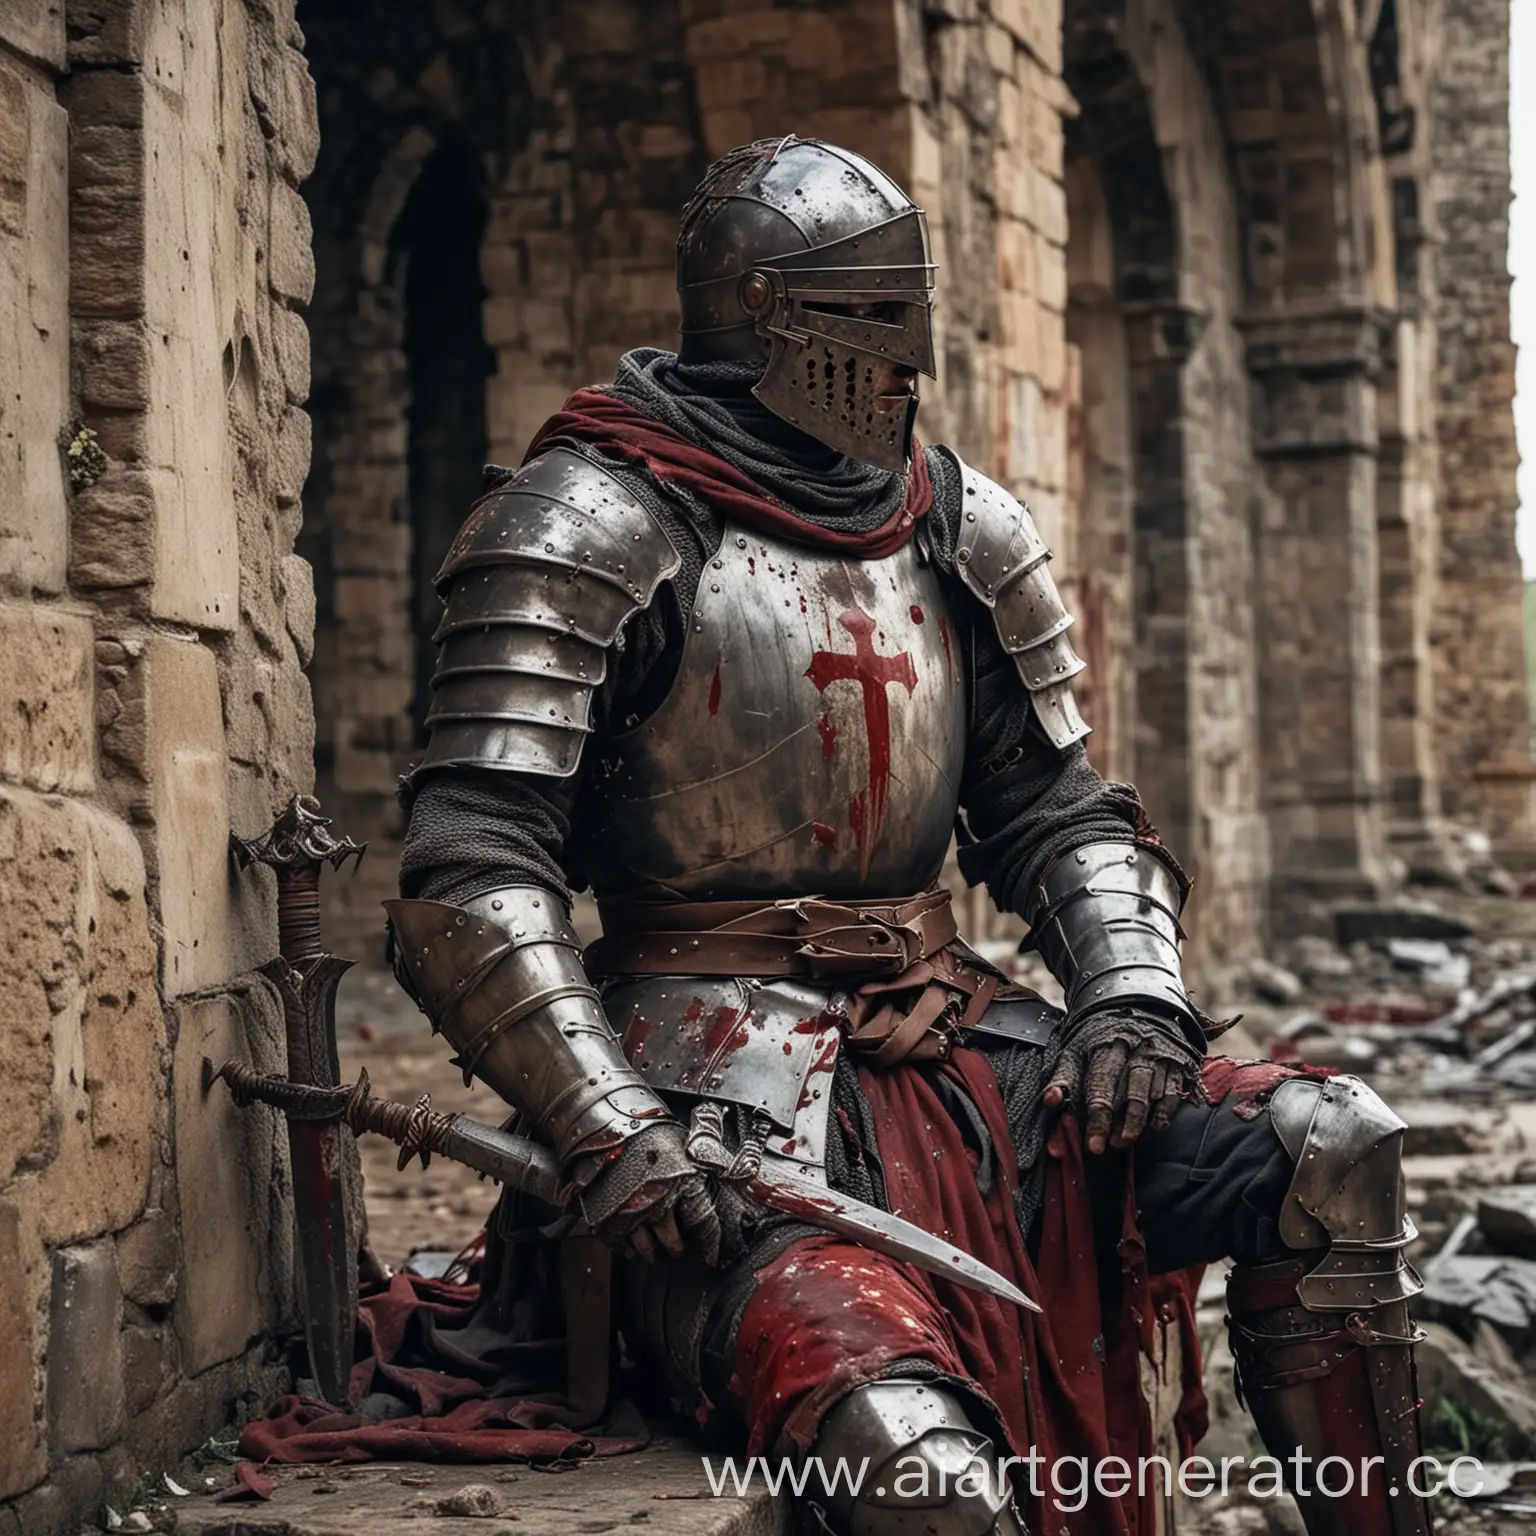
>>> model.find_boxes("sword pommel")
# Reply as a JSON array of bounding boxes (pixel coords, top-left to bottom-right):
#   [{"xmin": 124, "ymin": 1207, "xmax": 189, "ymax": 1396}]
[{"xmin": 231, "ymin": 793, "xmax": 367, "ymax": 875}]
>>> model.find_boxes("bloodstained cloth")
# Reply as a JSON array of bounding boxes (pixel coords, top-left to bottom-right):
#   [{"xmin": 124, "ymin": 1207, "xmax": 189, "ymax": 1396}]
[{"xmin": 729, "ymin": 1047, "xmax": 1230, "ymax": 1536}]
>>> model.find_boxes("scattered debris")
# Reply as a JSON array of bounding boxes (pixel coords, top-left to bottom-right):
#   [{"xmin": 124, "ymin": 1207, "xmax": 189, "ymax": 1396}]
[
  {"xmin": 433, "ymin": 1484, "xmax": 502, "ymax": 1518},
  {"xmin": 1479, "ymin": 1190, "xmax": 1536, "ymax": 1260},
  {"xmin": 214, "ymin": 1464, "xmax": 276, "ymax": 1504},
  {"xmin": 1245, "ymin": 958, "xmax": 1304, "ymax": 1005},
  {"xmin": 1334, "ymin": 905, "xmax": 1474, "ymax": 945}
]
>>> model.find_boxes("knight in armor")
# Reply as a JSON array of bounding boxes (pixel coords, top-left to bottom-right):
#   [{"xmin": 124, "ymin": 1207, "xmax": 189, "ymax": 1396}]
[{"xmin": 388, "ymin": 138, "xmax": 1432, "ymax": 1535}]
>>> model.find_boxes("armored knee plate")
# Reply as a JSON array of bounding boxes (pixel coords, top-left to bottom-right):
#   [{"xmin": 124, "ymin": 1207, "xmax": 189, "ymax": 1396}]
[
  {"xmin": 1268, "ymin": 1075, "xmax": 1422, "ymax": 1314},
  {"xmin": 1225, "ymin": 1076, "xmax": 1430, "ymax": 1536},
  {"xmin": 806, "ymin": 1380, "xmax": 1024, "ymax": 1536}
]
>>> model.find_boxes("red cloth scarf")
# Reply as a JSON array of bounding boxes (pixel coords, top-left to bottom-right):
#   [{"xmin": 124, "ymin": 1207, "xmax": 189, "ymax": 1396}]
[{"xmin": 524, "ymin": 387, "xmax": 932, "ymax": 558}]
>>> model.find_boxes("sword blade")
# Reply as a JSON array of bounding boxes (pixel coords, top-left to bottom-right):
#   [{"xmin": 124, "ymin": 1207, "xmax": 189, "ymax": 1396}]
[
  {"xmin": 744, "ymin": 1168, "xmax": 1040, "ymax": 1311},
  {"xmin": 286, "ymin": 1117, "xmax": 356, "ymax": 1405}
]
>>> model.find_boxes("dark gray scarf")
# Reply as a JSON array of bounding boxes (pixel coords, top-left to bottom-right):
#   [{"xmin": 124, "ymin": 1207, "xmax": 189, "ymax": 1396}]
[{"xmin": 604, "ymin": 347, "xmax": 912, "ymax": 533}]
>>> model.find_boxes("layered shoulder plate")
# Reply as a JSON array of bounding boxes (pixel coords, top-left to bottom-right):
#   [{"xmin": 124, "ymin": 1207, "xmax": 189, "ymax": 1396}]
[
  {"xmin": 415, "ymin": 447, "xmax": 681, "ymax": 780},
  {"xmin": 951, "ymin": 457, "xmax": 1090, "ymax": 750}
]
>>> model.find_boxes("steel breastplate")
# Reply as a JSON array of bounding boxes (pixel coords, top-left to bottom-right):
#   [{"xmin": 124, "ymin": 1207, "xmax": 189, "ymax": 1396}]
[{"xmin": 592, "ymin": 525, "xmax": 968, "ymax": 900}]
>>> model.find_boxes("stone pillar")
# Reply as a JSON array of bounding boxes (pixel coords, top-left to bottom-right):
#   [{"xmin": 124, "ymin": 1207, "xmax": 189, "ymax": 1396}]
[
  {"xmin": 1375, "ymin": 307, "xmax": 1463, "ymax": 882},
  {"xmin": 1120, "ymin": 302, "xmax": 1207, "ymax": 870},
  {"xmin": 1240, "ymin": 306, "xmax": 1390, "ymax": 932}
]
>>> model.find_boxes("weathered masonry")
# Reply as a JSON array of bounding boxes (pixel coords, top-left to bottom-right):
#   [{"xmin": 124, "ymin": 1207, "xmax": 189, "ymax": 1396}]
[
  {"xmin": 0, "ymin": 0, "xmax": 1523, "ymax": 1530},
  {"xmin": 2, "ymin": 1, "xmax": 314, "ymax": 1528}
]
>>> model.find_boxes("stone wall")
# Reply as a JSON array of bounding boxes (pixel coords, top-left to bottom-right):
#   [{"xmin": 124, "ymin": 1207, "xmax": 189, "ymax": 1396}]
[{"xmin": 0, "ymin": 1, "xmax": 317, "ymax": 1530}]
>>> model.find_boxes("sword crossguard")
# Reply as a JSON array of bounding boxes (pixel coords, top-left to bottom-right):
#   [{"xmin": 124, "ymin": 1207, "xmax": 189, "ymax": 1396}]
[{"xmin": 231, "ymin": 793, "xmax": 366, "ymax": 875}]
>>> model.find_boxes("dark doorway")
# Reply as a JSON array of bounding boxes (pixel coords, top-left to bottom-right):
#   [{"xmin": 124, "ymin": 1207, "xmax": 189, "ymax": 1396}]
[{"xmin": 392, "ymin": 137, "xmax": 494, "ymax": 744}]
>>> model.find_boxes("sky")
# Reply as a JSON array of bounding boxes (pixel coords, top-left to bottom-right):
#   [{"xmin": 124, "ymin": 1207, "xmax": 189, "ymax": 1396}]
[{"xmin": 1515, "ymin": 0, "xmax": 1533, "ymax": 574}]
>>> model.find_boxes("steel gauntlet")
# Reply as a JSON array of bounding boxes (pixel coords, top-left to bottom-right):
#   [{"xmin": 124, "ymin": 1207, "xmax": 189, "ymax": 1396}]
[
  {"xmin": 1028, "ymin": 841, "xmax": 1195, "ymax": 1031},
  {"xmin": 385, "ymin": 887, "xmax": 675, "ymax": 1179}
]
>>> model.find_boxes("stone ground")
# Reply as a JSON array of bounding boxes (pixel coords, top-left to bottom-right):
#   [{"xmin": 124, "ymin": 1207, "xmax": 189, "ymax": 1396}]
[
  {"xmin": 148, "ymin": 896, "xmax": 1536, "ymax": 1535},
  {"xmin": 173, "ymin": 1455, "xmax": 786, "ymax": 1536}
]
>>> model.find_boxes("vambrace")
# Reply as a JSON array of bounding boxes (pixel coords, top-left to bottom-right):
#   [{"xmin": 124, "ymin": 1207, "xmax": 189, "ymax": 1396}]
[
  {"xmin": 805, "ymin": 1379, "xmax": 1025, "ymax": 1536},
  {"xmin": 1227, "ymin": 1076, "xmax": 1429, "ymax": 1536},
  {"xmin": 384, "ymin": 887, "xmax": 675, "ymax": 1178},
  {"xmin": 1028, "ymin": 840, "xmax": 1194, "ymax": 1028}
]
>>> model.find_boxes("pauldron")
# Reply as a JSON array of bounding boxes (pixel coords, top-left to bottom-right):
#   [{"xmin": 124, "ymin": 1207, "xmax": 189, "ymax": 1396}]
[
  {"xmin": 949, "ymin": 455, "xmax": 1089, "ymax": 751},
  {"xmin": 411, "ymin": 447, "xmax": 680, "ymax": 783}
]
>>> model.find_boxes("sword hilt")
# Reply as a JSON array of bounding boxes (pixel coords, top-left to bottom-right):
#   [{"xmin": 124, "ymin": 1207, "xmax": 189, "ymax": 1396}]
[{"xmin": 230, "ymin": 794, "xmax": 366, "ymax": 961}]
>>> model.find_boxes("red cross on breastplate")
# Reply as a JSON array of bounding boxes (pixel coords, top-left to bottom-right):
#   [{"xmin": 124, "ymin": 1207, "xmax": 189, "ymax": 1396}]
[{"xmin": 806, "ymin": 605, "xmax": 918, "ymax": 879}]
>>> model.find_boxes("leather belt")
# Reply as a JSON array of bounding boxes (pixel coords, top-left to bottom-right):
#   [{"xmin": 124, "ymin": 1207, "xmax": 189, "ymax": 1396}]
[
  {"xmin": 588, "ymin": 888, "xmax": 1015, "ymax": 1067},
  {"xmin": 588, "ymin": 889, "xmax": 960, "ymax": 980}
]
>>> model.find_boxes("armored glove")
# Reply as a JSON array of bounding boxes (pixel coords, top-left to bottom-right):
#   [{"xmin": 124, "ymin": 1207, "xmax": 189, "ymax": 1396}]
[
  {"xmin": 1043, "ymin": 1006, "xmax": 1204, "ymax": 1152},
  {"xmin": 387, "ymin": 887, "xmax": 733, "ymax": 1264},
  {"xmin": 1028, "ymin": 842, "xmax": 1206, "ymax": 1153},
  {"xmin": 578, "ymin": 1122, "xmax": 730, "ymax": 1265}
]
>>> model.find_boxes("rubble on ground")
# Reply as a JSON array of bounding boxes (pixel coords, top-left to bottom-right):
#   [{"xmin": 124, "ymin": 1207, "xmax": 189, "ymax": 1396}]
[{"xmin": 1178, "ymin": 890, "xmax": 1536, "ymax": 1531}]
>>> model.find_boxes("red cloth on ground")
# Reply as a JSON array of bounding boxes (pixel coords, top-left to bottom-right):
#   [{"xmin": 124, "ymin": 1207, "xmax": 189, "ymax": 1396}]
[
  {"xmin": 239, "ymin": 1273, "xmax": 648, "ymax": 1465},
  {"xmin": 523, "ymin": 387, "xmax": 932, "ymax": 557}
]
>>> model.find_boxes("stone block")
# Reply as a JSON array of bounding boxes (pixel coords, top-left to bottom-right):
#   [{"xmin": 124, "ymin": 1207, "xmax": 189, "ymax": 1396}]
[
  {"xmin": 121, "ymin": 1324, "xmax": 175, "ymax": 1417},
  {"xmin": 281, "ymin": 553, "xmax": 317, "ymax": 666},
  {"xmin": 75, "ymin": 317, "xmax": 152, "ymax": 410},
  {"xmin": 685, "ymin": 10, "xmax": 790, "ymax": 62},
  {"xmin": 47, "ymin": 1240, "xmax": 125, "ymax": 1456},
  {"xmin": 0, "ymin": 1, "xmax": 66, "ymax": 70},
  {"xmin": 116, "ymin": 1208, "xmax": 179, "ymax": 1307},
  {"xmin": 172, "ymin": 995, "xmax": 275, "ymax": 1376},
  {"xmin": 0, "ymin": 788, "xmax": 87, "ymax": 1185},
  {"xmin": 1034, "ymin": 228, "xmax": 1066, "ymax": 312},
  {"xmin": 143, "ymin": 636, "xmax": 239, "ymax": 995},
  {"xmin": 65, "ymin": 0, "xmax": 149, "ymax": 67},
  {"xmin": 66, "ymin": 66, "xmax": 147, "ymax": 319},
  {"xmin": 269, "ymin": 181, "xmax": 315, "ymax": 305},
  {"xmin": 0, "ymin": 58, "xmax": 69, "ymax": 596},
  {"xmin": 0, "ymin": 790, "xmax": 161, "ymax": 1232},
  {"xmin": 273, "ymin": 406, "xmax": 313, "ymax": 509},
  {"xmin": 271, "ymin": 305, "xmax": 310, "ymax": 404},
  {"xmin": 0, "ymin": 605, "xmax": 94, "ymax": 793},
  {"xmin": 0, "ymin": 1203, "xmax": 45, "ymax": 1499}
]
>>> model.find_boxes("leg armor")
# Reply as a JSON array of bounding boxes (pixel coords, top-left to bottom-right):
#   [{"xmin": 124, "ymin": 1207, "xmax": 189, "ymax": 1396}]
[
  {"xmin": 1227, "ymin": 1076, "xmax": 1430, "ymax": 1536},
  {"xmin": 804, "ymin": 1379, "xmax": 1025, "ymax": 1536}
]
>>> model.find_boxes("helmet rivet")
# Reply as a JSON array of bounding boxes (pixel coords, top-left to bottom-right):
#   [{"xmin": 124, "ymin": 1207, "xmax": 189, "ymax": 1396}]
[{"xmin": 741, "ymin": 272, "xmax": 771, "ymax": 312}]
